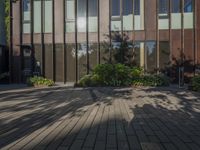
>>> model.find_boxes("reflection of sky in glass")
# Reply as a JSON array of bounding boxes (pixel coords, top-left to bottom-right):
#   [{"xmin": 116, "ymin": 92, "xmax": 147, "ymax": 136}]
[
  {"xmin": 146, "ymin": 42, "xmax": 155, "ymax": 54},
  {"xmin": 123, "ymin": 0, "xmax": 133, "ymax": 15},
  {"xmin": 23, "ymin": 0, "xmax": 30, "ymax": 11},
  {"xmin": 184, "ymin": 0, "xmax": 192, "ymax": 12},
  {"xmin": 172, "ymin": 0, "xmax": 180, "ymax": 13}
]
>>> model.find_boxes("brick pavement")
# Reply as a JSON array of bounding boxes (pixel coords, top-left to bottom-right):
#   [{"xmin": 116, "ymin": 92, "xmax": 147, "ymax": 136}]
[{"xmin": 0, "ymin": 86, "xmax": 200, "ymax": 150}]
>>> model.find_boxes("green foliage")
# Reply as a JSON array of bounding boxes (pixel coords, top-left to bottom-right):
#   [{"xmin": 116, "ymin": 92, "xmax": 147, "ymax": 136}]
[
  {"xmin": 93, "ymin": 63, "xmax": 132, "ymax": 86},
  {"xmin": 132, "ymin": 74, "xmax": 170, "ymax": 87},
  {"xmin": 27, "ymin": 76, "xmax": 54, "ymax": 87},
  {"xmin": 78, "ymin": 64, "xmax": 169, "ymax": 87},
  {"xmin": 191, "ymin": 75, "xmax": 200, "ymax": 91},
  {"xmin": 130, "ymin": 67, "xmax": 143, "ymax": 77},
  {"xmin": 5, "ymin": 0, "xmax": 10, "ymax": 45}
]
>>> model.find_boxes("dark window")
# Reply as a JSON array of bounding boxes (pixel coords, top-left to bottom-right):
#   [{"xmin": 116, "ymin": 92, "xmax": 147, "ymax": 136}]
[
  {"xmin": 159, "ymin": 0, "xmax": 169, "ymax": 14},
  {"xmin": 172, "ymin": 0, "xmax": 181, "ymax": 13},
  {"xmin": 78, "ymin": 0, "xmax": 86, "ymax": 17},
  {"xmin": 134, "ymin": 0, "xmax": 140, "ymax": 15},
  {"xmin": 123, "ymin": 0, "xmax": 133, "ymax": 15},
  {"xmin": 184, "ymin": 0, "xmax": 192, "ymax": 12},
  {"xmin": 89, "ymin": 0, "xmax": 97, "ymax": 16},
  {"xmin": 112, "ymin": 0, "xmax": 120, "ymax": 16},
  {"xmin": 159, "ymin": 41, "xmax": 170, "ymax": 70}
]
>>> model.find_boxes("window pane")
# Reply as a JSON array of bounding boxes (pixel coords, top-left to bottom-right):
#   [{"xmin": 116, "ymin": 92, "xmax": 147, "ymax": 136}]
[
  {"xmin": 44, "ymin": 0, "xmax": 52, "ymax": 33},
  {"xmin": 159, "ymin": 0, "xmax": 168, "ymax": 14},
  {"xmin": 123, "ymin": 0, "xmax": 133, "ymax": 31},
  {"xmin": 171, "ymin": 0, "xmax": 180, "ymax": 13},
  {"xmin": 111, "ymin": 21, "xmax": 121, "ymax": 31},
  {"xmin": 88, "ymin": 0, "xmax": 97, "ymax": 32},
  {"xmin": 134, "ymin": 0, "xmax": 144, "ymax": 30},
  {"xmin": 77, "ymin": 0, "xmax": 86, "ymax": 32},
  {"xmin": 112, "ymin": 0, "xmax": 120, "ymax": 17},
  {"xmin": 78, "ymin": 0, "xmax": 86, "ymax": 17},
  {"xmin": 89, "ymin": 0, "xmax": 97, "ymax": 16},
  {"xmin": 66, "ymin": 0, "xmax": 75, "ymax": 20},
  {"xmin": 159, "ymin": 41, "xmax": 170, "ymax": 70},
  {"xmin": 184, "ymin": 0, "xmax": 192, "ymax": 12},
  {"xmin": 34, "ymin": 0, "xmax": 41, "ymax": 33},
  {"xmin": 134, "ymin": 0, "xmax": 140, "ymax": 15},
  {"xmin": 23, "ymin": 23, "xmax": 31, "ymax": 33},
  {"xmin": 145, "ymin": 42, "xmax": 156, "ymax": 72},
  {"xmin": 123, "ymin": 0, "xmax": 133, "ymax": 15},
  {"xmin": 23, "ymin": 0, "xmax": 30, "ymax": 21},
  {"xmin": 66, "ymin": 22, "xmax": 75, "ymax": 32}
]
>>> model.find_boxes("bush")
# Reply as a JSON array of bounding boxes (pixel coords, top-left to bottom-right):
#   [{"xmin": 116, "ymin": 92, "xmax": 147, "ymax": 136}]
[
  {"xmin": 191, "ymin": 75, "xmax": 200, "ymax": 91},
  {"xmin": 132, "ymin": 74, "xmax": 170, "ymax": 87},
  {"xmin": 27, "ymin": 76, "xmax": 54, "ymax": 87},
  {"xmin": 130, "ymin": 67, "xmax": 143, "ymax": 77},
  {"xmin": 93, "ymin": 63, "xmax": 132, "ymax": 86}
]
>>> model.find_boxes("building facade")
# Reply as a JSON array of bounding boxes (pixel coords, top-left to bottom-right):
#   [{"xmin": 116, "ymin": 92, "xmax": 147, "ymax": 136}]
[
  {"xmin": 0, "ymin": 0, "xmax": 8, "ymax": 76},
  {"xmin": 11, "ymin": 0, "xmax": 200, "ymax": 83}
]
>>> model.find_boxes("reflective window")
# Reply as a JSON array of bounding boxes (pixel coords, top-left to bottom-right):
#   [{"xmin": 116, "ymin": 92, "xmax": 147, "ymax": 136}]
[
  {"xmin": 159, "ymin": 0, "xmax": 169, "ymax": 14},
  {"xmin": 44, "ymin": 0, "xmax": 52, "ymax": 33},
  {"xmin": 112, "ymin": 0, "xmax": 120, "ymax": 17},
  {"xmin": 66, "ymin": 0, "xmax": 75, "ymax": 32},
  {"xmin": 134, "ymin": 0, "xmax": 144, "ymax": 30},
  {"xmin": 34, "ymin": 0, "xmax": 41, "ymax": 33},
  {"xmin": 77, "ymin": 0, "xmax": 86, "ymax": 32},
  {"xmin": 134, "ymin": 0, "xmax": 140, "ymax": 15},
  {"xmin": 88, "ymin": 0, "xmax": 98, "ymax": 32},
  {"xmin": 23, "ymin": 0, "xmax": 30, "ymax": 33},
  {"xmin": 123, "ymin": 0, "xmax": 133, "ymax": 31},
  {"xmin": 159, "ymin": 41, "xmax": 170, "ymax": 70},
  {"xmin": 184, "ymin": 0, "xmax": 193, "ymax": 12},
  {"xmin": 171, "ymin": 0, "xmax": 181, "ymax": 13}
]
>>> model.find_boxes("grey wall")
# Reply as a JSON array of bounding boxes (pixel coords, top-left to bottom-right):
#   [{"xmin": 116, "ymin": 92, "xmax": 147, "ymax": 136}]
[{"xmin": 0, "ymin": 0, "xmax": 6, "ymax": 46}]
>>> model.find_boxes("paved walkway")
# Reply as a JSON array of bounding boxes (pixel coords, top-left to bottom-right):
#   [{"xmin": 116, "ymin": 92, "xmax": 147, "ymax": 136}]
[{"xmin": 0, "ymin": 86, "xmax": 200, "ymax": 150}]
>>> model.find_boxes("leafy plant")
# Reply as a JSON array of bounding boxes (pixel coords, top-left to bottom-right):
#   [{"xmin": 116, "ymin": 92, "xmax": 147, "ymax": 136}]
[
  {"xmin": 191, "ymin": 75, "xmax": 200, "ymax": 91},
  {"xmin": 0, "ymin": 72, "xmax": 9, "ymax": 80},
  {"xmin": 132, "ymin": 74, "xmax": 170, "ymax": 87},
  {"xmin": 27, "ymin": 76, "xmax": 54, "ymax": 87}
]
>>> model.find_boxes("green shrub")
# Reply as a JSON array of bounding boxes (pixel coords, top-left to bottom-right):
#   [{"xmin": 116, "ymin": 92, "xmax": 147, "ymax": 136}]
[
  {"xmin": 27, "ymin": 76, "xmax": 54, "ymax": 87},
  {"xmin": 93, "ymin": 63, "xmax": 132, "ymax": 86},
  {"xmin": 191, "ymin": 75, "xmax": 200, "ymax": 91},
  {"xmin": 132, "ymin": 74, "xmax": 170, "ymax": 87},
  {"xmin": 130, "ymin": 67, "xmax": 143, "ymax": 77},
  {"xmin": 0, "ymin": 72, "xmax": 9, "ymax": 80}
]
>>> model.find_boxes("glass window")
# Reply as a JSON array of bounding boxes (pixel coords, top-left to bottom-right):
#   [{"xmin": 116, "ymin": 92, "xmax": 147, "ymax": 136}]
[
  {"xmin": 34, "ymin": 0, "xmax": 41, "ymax": 33},
  {"xmin": 184, "ymin": 0, "xmax": 192, "ymax": 12},
  {"xmin": 145, "ymin": 42, "xmax": 156, "ymax": 72},
  {"xmin": 23, "ymin": 0, "xmax": 30, "ymax": 33},
  {"xmin": 23, "ymin": 0, "xmax": 30, "ymax": 21},
  {"xmin": 159, "ymin": 0, "xmax": 168, "ymax": 14},
  {"xmin": 159, "ymin": 41, "xmax": 170, "ymax": 70},
  {"xmin": 134, "ymin": 0, "xmax": 144, "ymax": 30},
  {"xmin": 171, "ymin": 0, "xmax": 181, "ymax": 13},
  {"xmin": 134, "ymin": 0, "xmax": 140, "ymax": 15},
  {"xmin": 44, "ymin": 0, "xmax": 52, "ymax": 33},
  {"xmin": 78, "ymin": 0, "xmax": 86, "ymax": 17},
  {"xmin": 66, "ymin": 0, "xmax": 75, "ymax": 32},
  {"xmin": 123, "ymin": 0, "xmax": 133, "ymax": 16},
  {"xmin": 66, "ymin": 0, "xmax": 75, "ymax": 20},
  {"xmin": 123, "ymin": 0, "xmax": 133, "ymax": 31},
  {"xmin": 88, "ymin": 0, "xmax": 98, "ymax": 32},
  {"xmin": 112, "ymin": 0, "xmax": 120, "ymax": 17},
  {"xmin": 77, "ymin": 0, "xmax": 86, "ymax": 32}
]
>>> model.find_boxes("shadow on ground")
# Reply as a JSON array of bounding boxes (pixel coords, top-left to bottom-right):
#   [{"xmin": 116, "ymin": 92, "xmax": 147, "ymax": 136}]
[{"xmin": 0, "ymin": 87, "xmax": 200, "ymax": 150}]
